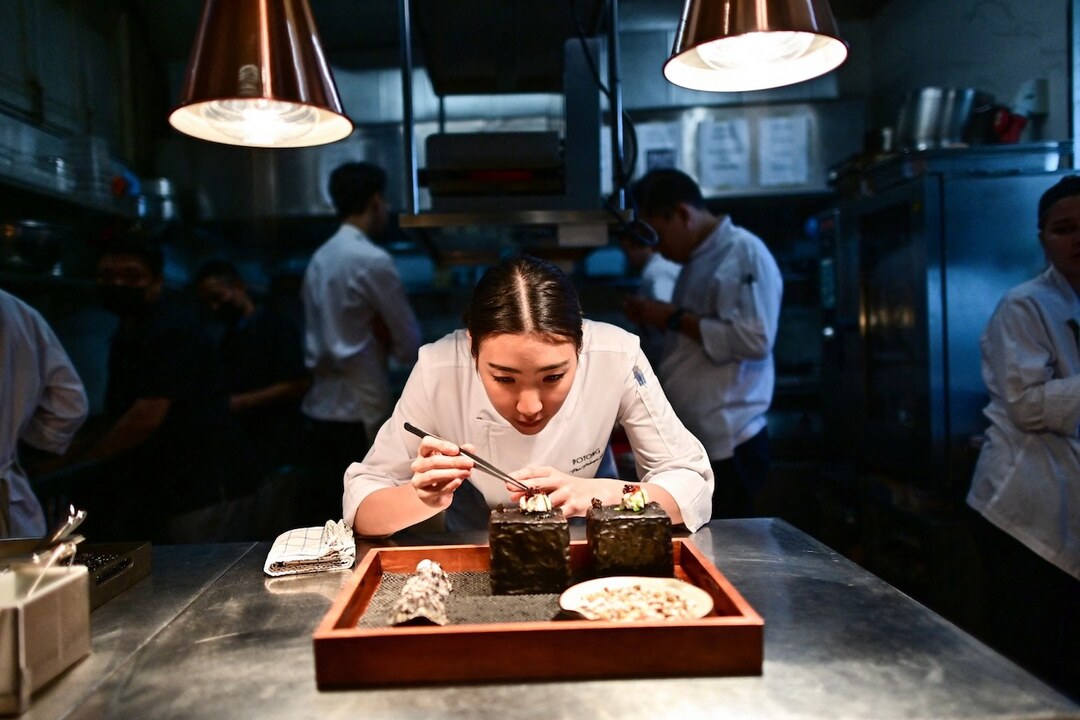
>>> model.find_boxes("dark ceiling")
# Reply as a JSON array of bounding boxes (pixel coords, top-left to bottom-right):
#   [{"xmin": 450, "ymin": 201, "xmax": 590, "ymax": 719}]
[
  {"xmin": 135, "ymin": 0, "xmax": 890, "ymax": 74},
  {"xmin": 830, "ymin": 0, "xmax": 891, "ymax": 20}
]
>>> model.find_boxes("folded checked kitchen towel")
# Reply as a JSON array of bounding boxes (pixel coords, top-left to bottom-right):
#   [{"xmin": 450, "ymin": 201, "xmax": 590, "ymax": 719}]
[{"xmin": 263, "ymin": 519, "xmax": 356, "ymax": 577}]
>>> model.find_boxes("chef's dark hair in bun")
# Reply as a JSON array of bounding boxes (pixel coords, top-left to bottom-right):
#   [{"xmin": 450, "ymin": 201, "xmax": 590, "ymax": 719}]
[
  {"xmin": 465, "ymin": 255, "xmax": 583, "ymax": 358},
  {"xmin": 329, "ymin": 162, "xmax": 386, "ymax": 219},
  {"xmin": 1038, "ymin": 174, "xmax": 1080, "ymax": 229}
]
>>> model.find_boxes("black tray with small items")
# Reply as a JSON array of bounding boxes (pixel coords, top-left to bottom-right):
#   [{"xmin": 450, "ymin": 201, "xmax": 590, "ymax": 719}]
[
  {"xmin": 74, "ymin": 541, "xmax": 153, "ymax": 609},
  {"xmin": 0, "ymin": 538, "xmax": 147, "ymax": 609}
]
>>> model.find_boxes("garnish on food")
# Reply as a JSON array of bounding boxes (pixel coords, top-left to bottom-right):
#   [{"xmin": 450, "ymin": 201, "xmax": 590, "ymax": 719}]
[
  {"xmin": 620, "ymin": 484, "xmax": 649, "ymax": 512},
  {"xmin": 519, "ymin": 486, "xmax": 554, "ymax": 514}
]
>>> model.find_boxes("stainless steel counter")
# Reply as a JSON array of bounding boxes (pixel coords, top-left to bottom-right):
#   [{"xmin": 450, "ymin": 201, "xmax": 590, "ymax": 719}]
[{"xmin": 27, "ymin": 519, "xmax": 1080, "ymax": 719}]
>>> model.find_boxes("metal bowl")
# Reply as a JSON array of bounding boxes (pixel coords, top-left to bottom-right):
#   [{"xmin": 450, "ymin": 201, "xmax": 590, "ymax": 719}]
[{"xmin": 896, "ymin": 87, "xmax": 976, "ymax": 151}]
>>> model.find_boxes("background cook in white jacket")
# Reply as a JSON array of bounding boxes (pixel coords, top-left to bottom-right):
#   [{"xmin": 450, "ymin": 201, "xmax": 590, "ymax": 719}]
[
  {"xmin": 344, "ymin": 256, "xmax": 713, "ymax": 536},
  {"xmin": 962, "ymin": 173, "xmax": 1080, "ymax": 699},
  {"xmin": 968, "ymin": 263, "xmax": 1080, "ymax": 578},
  {"xmin": 0, "ymin": 289, "xmax": 88, "ymax": 537}
]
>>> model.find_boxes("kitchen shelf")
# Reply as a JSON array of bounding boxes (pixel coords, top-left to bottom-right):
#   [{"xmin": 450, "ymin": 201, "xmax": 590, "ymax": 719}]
[
  {"xmin": 399, "ymin": 208, "xmax": 626, "ymax": 229},
  {"xmin": 0, "ymin": 168, "xmax": 137, "ymax": 220}
]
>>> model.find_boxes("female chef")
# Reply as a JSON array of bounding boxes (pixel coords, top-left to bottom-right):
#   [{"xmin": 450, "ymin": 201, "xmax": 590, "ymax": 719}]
[
  {"xmin": 343, "ymin": 255, "xmax": 714, "ymax": 536},
  {"xmin": 965, "ymin": 175, "xmax": 1080, "ymax": 698}
]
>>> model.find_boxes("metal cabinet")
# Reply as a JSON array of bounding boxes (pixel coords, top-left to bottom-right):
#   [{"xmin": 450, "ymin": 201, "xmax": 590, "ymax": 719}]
[{"xmin": 820, "ymin": 145, "xmax": 1070, "ymax": 504}]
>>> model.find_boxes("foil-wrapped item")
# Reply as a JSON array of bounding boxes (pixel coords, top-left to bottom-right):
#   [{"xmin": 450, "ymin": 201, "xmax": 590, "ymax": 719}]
[{"xmin": 389, "ymin": 559, "xmax": 453, "ymax": 626}]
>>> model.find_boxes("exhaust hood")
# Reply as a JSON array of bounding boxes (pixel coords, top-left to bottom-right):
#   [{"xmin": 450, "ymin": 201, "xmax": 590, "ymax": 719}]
[
  {"xmin": 412, "ymin": 0, "xmax": 605, "ymax": 95},
  {"xmin": 397, "ymin": 0, "xmax": 626, "ymax": 247}
]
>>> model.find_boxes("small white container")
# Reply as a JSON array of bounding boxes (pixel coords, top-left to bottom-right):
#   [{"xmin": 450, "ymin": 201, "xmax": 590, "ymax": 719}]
[{"xmin": 0, "ymin": 566, "xmax": 90, "ymax": 715}]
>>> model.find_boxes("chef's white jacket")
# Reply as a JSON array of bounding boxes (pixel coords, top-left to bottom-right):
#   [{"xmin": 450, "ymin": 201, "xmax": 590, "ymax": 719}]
[
  {"xmin": 343, "ymin": 320, "xmax": 714, "ymax": 532},
  {"xmin": 967, "ymin": 265, "xmax": 1080, "ymax": 579},
  {"xmin": 301, "ymin": 224, "xmax": 421, "ymax": 436},
  {"xmin": 0, "ymin": 290, "xmax": 88, "ymax": 537},
  {"xmin": 659, "ymin": 216, "xmax": 783, "ymax": 461}
]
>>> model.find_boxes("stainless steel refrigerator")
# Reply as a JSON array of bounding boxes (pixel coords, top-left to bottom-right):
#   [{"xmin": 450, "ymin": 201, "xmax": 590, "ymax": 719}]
[{"xmin": 819, "ymin": 143, "xmax": 1071, "ymax": 507}]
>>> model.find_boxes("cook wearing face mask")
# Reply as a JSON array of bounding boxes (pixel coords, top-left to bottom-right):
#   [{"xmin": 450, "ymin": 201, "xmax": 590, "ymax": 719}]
[
  {"xmin": 62, "ymin": 232, "xmax": 261, "ymax": 543},
  {"xmin": 96, "ymin": 254, "xmax": 159, "ymax": 319}
]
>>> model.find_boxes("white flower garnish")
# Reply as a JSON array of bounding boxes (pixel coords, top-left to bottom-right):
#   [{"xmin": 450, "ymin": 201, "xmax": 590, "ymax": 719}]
[
  {"xmin": 519, "ymin": 492, "xmax": 553, "ymax": 514},
  {"xmin": 620, "ymin": 485, "xmax": 649, "ymax": 512}
]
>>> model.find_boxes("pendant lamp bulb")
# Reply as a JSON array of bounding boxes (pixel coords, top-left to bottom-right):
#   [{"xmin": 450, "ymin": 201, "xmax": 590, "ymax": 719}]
[
  {"xmin": 168, "ymin": 0, "xmax": 353, "ymax": 148},
  {"xmin": 697, "ymin": 32, "xmax": 816, "ymax": 71},
  {"xmin": 237, "ymin": 65, "xmax": 260, "ymax": 95}
]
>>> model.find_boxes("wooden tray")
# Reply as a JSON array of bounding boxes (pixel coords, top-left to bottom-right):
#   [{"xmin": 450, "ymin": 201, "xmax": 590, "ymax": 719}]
[{"xmin": 313, "ymin": 538, "xmax": 763, "ymax": 688}]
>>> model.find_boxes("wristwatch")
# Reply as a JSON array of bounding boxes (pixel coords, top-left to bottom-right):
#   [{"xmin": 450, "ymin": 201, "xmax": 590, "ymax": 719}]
[{"xmin": 667, "ymin": 307, "xmax": 686, "ymax": 332}]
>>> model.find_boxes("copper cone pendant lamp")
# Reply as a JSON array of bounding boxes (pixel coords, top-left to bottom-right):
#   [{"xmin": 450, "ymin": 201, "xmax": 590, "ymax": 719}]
[
  {"xmin": 664, "ymin": 0, "xmax": 849, "ymax": 92},
  {"xmin": 169, "ymin": 0, "xmax": 353, "ymax": 148}
]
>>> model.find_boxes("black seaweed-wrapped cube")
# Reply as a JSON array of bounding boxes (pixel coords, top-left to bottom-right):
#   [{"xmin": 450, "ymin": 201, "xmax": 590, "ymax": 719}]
[
  {"xmin": 586, "ymin": 501, "xmax": 673, "ymax": 577},
  {"xmin": 488, "ymin": 507, "xmax": 570, "ymax": 595}
]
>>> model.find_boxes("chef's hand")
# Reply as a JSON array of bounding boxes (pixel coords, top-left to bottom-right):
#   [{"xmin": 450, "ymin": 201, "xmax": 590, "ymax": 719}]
[
  {"xmin": 623, "ymin": 296, "xmax": 675, "ymax": 329},
  {"xmin": 508, "ymin": 467, "xmax": 624, "ymax": 518},
  {"xmin": 409, "ymin": 435, "xmax": 474, "ymax": 510}
]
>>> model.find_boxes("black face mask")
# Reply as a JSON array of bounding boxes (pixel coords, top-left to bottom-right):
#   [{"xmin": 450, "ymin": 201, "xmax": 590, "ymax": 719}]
[{"xmin": 98, "ymin": 285, "xmax": 149, "ymax": 317}]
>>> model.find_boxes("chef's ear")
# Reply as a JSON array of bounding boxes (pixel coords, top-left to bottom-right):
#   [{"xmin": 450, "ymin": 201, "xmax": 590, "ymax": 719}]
[{"xmin": 673, "ymin": 202, "xmax": 694, "ymax": 225}]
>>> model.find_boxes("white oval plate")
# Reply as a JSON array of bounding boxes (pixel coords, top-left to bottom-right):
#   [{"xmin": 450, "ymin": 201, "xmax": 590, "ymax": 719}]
[{"xmin": 559, "ymin": 576, "xmax": 714, "ymax": 622}]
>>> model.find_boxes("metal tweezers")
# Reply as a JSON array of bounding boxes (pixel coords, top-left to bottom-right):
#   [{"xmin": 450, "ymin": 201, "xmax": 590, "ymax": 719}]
[{"xmin": 403, "ymin": 422, "xmax": 530, "ymax": 492}]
